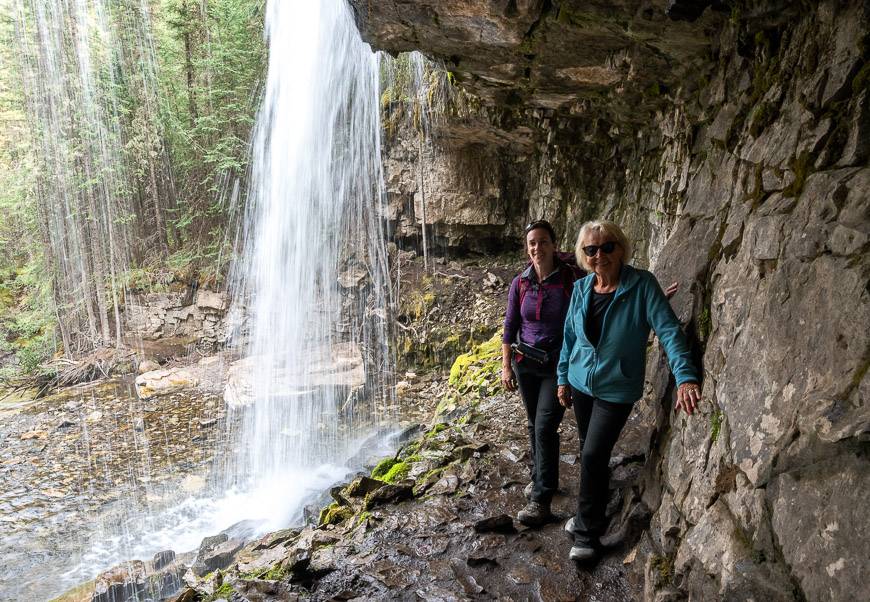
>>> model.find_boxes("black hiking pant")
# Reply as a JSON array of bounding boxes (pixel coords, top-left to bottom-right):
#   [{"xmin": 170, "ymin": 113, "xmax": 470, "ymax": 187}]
[
  {"xmin": 513, "ymin": 358, "xmax": 565, "ymax": 505},
  {"xmin": 569, "ymin": 388, "xmax": 633, "ymax": 545}
]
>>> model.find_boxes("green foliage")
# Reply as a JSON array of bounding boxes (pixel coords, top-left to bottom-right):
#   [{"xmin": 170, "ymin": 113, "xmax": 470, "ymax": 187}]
[
  {"xmin": 206, "ymin": 581, "xmax": 235, "ymax": 601},
  {"xmin": 710, "ymin": 410, "xmax": 724, "ymax": 443},
  {"xmin": 0, "ymin": 13, "xmax": 55, "ymax": 375},
  {"xmin": 154, "ymin": 0, "xmax": 266, "ymax": 264},
  {"xmin": 426, "ymin": 423, "xmax": 448, "ymax": 437}
]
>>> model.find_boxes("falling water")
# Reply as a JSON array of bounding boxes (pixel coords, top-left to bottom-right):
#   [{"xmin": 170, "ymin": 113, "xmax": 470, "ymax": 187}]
[
  {"xmin": 2, "ymin": 1, "xmax": 395, "ymax": 599},
  {"xmin": 222, "ymin": 0, "xmax": 393, "ymax": 492},
  {"xmin": 13, "ymin": 0, "xmax": 174, "ymax": 355}
]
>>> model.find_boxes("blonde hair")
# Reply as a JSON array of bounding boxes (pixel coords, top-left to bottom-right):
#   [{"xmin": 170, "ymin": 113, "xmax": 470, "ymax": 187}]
[{"xmin": 574, "ymin": 220, "xmax": 632, "ymax": 270}]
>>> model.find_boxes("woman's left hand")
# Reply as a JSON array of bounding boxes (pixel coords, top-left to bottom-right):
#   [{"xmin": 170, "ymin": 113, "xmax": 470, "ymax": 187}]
[
  {"xmin": 675, "ymin": 382, "xmax": 701, "ymax": 415},
  {"xmin": 664, "ymin": 281, "xmax": 678, "ymax": 299}
]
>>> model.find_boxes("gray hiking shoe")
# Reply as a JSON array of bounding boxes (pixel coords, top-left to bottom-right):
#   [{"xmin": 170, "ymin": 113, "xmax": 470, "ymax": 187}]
[
  {"xmin": 517, "ymin": 501, "xmax": 552, "ymax": 526},
  {"xmin": 569, "ymin": 541, "xmax": 598, "ymax": 561},
  {"xmin": 524, "ymin": 481, "xmax": 534, "ymax": 500}
]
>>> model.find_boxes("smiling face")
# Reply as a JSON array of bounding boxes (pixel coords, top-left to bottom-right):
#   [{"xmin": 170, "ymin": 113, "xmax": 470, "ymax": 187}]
[
  {"xmin": 526, "ymin": 227, "xmax": 555, "ymax": 271},
  {"xmin": 582, "ymin": 229, "xmax": 624, "ymax": 278}
]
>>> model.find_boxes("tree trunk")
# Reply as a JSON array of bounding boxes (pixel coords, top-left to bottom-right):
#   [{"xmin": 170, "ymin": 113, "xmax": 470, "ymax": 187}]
[{"xmin": 183, "ymin": 0, "xmax": 198, "ymax": 128}]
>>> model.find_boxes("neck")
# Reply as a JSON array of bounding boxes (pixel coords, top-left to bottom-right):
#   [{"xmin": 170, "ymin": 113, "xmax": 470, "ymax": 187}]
[
  {"xmin": 595, "ymin": 266, "xmax": 620, "ymax": 290},
  {"xmin": 534, "ymin": 259, "xmax": 555, "ymax": 281}
]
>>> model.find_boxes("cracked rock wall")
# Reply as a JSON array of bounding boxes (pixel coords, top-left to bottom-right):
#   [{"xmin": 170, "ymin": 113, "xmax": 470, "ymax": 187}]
[{"xmin": 359, "ymin": 0, "xmax": 869, "ymax": 599}]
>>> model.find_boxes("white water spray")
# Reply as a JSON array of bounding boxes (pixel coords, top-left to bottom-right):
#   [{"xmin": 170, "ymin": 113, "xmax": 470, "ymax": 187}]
[
  {"xmin": 225, "ymin": 0, "xmax": 393, "ymax": 487},
  {"xmin": 3, "ymin": 1, "xmax": 395, "ymax": 599}
]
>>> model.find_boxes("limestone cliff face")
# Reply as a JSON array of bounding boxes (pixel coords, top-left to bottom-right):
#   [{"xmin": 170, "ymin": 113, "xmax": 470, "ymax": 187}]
[{"xmin": 356, "ymin": 1, "xmax": 869, "ymax": 599}]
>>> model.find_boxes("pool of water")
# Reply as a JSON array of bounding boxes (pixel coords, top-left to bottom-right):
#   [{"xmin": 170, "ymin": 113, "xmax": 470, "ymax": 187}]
[{"xmin": 0, "ymin": 377, "xmax": 399, "ymax": 601}]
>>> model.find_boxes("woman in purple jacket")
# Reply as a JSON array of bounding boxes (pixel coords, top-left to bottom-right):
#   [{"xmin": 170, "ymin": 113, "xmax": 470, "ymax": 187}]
[{"xmin": 501, "ymin": 220, "xmax": 579, "ymax": 526}]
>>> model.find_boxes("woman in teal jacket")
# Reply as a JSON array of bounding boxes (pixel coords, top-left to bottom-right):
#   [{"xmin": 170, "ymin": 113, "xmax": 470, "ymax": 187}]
[{"xmin": 556, "ymin": 220, "xmax": 701, "ymax": 562}]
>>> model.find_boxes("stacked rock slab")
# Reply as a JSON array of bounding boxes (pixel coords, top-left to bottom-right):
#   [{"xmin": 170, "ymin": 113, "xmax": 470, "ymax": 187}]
[{"xmin": 351, "ymin": 0, "xmax": 869, "ymax": 599}]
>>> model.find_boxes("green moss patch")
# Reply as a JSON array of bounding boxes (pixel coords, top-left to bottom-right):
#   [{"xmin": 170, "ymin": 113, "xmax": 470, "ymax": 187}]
[
  {"xmin": 448, "ymin": 334, "xmax": 502, "ymax": 392},
  {"xmin": 318, "ymin": 502, "xmax": 353, "ymax": 527},
  {"xmin": 371, "ymin": 457, "xmax": 399, "ymax": 480},
  {"xmin": 381, "ymin": 461, "xmax": 411, "ymax": 483},
  {"xmin": 710, "ymin": 410, "xmax": 725, "ymax": 443},
  {"xmin": 650, "ymin": 554, "xmax": 674, "ymax": 587}
]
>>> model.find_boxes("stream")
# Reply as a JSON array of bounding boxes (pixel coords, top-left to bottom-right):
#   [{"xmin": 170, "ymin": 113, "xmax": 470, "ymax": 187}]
[{"xmin": 0, "ymin": 373, "xmax": 400, "ymax": 601}]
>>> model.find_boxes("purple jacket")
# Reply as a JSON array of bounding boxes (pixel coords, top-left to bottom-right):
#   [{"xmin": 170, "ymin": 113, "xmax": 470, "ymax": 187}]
[{"xmin": 503, "ymin": 264, "xmax": 574, "ymax": 352}]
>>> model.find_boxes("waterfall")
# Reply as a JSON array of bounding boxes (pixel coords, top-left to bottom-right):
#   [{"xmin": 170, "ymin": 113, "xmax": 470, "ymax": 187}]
[
  {"xmin": 3, "ymin": 1, "xmax": 394, "ymax": 598},
  {"xmin": 221, "ymin": 0, "xmax": 393, "ymax": 494}
]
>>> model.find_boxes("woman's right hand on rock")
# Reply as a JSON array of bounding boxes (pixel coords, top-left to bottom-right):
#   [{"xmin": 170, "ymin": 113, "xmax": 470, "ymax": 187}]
[
  {"xmin": 557, "ymin": 385, "xmax": 572, "ymax": 408},
  {"xmin": 501, "ymin": 366, "xmax": 517, "ymax": 391}
]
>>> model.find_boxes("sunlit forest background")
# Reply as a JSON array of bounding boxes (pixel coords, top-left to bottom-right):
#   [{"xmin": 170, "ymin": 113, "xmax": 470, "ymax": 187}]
[{"xmin": 0, "ymin": 0, "xmax": 266, "ymax": 375}]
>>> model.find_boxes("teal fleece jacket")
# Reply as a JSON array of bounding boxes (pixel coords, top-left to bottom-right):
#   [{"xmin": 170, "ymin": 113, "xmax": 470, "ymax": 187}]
[{"xmin": 557, "ymin": 264, "xmax": 698, "ymax": 404}]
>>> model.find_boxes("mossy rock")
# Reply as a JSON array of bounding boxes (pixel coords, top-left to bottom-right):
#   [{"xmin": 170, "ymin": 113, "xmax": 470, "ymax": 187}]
[
  {"xmin": 343, "ymin": 476, "xmax": 385, "ymax": 498},
  {"xmin": 426, "ymin": 422, "xmax": 449, "ymax": 437},
  {"xmin": 448, "ymin": 334, "xmax": 502, "ymax": 394},
  {"xmin": 371, "ymin": 457, "xmax": 399, "ymax": 480},
  {"xmin": 650, "ymin": 554, "xmax": 674, "ymax": 587},
  {"xmin": 318, "ymin": 502, "xmax": 353, "ymax": 527},
  {"xmin": 381, "ymin": 461, "xmax": 411, "ymax": 483},
  {"xmin": 363, "ymin": 484, "xmax": 414, "ymax": 510}
]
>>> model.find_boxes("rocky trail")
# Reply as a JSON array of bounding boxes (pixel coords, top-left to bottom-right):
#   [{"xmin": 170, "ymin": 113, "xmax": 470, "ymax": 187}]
[{"xmin": 167, "ymin": 386, "xmax": 647, "ymax": 602}]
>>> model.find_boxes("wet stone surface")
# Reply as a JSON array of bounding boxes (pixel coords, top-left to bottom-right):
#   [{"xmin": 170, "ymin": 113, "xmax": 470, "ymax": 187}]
[
  {"xmin": 176, "ymin": 388, "xmax": 651, "ymax": 601},
  {"xmin": 0, "ymin": 377, "xmax": 226, "ymax": 601}
]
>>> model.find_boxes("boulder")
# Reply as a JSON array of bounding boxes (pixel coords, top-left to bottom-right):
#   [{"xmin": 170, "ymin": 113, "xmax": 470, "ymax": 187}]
[
  {"xmin": 135, "ymin": 368, "xmax": 199, "ymax": 397},
  {"xmin": 152, "ymin": 550, "xmax": 176, "ymax": 571},
  {"xmin": 92, "ymin": 561, "xmax": 147, "ymax": 602},
  {"xmin": 223, "ymin": 343, "xmax": 365, "ymax": 407},
  {"xmin": 192, "ymin": 534, "xmax": 245, "ymax": 577},
  {"xmin": 195, "ymin": 290, "xmax": 228, "ymax": 311},
  {"xmin": 137, "ymin": 359, "xmax": 160, "ymax": 374},
  {"xmin": 363, "ymin": 484, "xmax": 414, "ymax": 510}
]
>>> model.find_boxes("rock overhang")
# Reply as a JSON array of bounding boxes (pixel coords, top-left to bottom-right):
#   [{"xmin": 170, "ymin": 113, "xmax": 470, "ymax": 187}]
[{"xmin": 350, "ymin": 0, "xmax": 731, "ymax": 121}]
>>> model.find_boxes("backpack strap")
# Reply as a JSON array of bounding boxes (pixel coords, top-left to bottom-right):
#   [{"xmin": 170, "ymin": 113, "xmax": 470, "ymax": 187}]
[
  {"xmin": 518, "ymin": 276, "xmax": 530, "ymax": 312},
  {"xmin": 518, "ymin": 262, "xmax": 584, "ymax": 320},
  {"xmin": 559, "ymin": 264, "xmax": 577, "ymax": 297}
]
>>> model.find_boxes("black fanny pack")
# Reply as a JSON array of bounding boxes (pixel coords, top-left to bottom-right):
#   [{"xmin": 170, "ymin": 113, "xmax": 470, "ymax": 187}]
[{"xmin": 511, "ymin": 342, "xmax": 552, "ymax": 365}]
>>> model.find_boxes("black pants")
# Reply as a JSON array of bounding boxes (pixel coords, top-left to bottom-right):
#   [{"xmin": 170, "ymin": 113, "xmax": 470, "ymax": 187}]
[
  {"xmin": 513, "ymin": 359, "xmax": 565, "ymax": 504},
  {"xmin": 570, "ymin": 388, "xmax": 633, "ymax": 545}
]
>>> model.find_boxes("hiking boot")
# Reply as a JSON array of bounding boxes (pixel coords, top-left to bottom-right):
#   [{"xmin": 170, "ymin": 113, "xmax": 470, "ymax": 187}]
[
  {"xmin": 523, "ymin": 481, "xmax": 534, "ymax": 500},
  {"xmin": 517, "ymin": 501, "xmax": 552, "ymax": 526},
  {"xmin": 569, "ymin": 541, "xmax": 598, "ymax": 561}
]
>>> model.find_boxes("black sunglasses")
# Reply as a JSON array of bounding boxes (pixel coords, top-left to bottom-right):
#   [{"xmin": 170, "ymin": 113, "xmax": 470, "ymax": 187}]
[{"xmin": 581, "ymin": 241, "xmax": 619, "ymax": 257}]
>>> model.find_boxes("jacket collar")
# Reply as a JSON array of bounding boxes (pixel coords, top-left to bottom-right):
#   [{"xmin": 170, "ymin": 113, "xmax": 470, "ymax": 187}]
[{"xmin": 521, "ymin": 257, "xmax": 565, "ymax": 284}]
